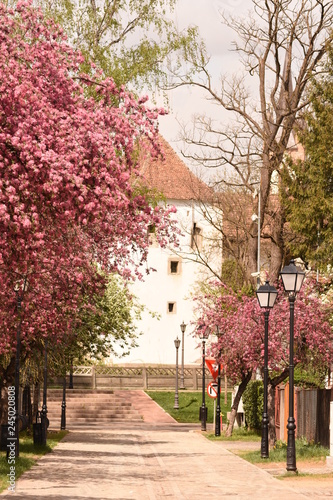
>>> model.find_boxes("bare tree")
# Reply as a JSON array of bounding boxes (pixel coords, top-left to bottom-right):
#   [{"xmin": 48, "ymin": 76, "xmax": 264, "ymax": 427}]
[{"xmin": 167, "ymin": 0, "xmax": 333, "ymax": 283}]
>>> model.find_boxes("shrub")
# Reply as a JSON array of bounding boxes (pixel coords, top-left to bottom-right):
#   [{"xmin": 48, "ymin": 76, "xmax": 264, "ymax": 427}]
[{"xmin": 242, "ymin": 380, "xmax": 263, "ymax": 430}]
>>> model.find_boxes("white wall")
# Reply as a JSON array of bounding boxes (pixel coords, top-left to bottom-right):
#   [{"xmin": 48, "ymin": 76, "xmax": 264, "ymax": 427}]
[{"xmin": 118, "ymin": 199, "xmax": 220, "ymax": 365}]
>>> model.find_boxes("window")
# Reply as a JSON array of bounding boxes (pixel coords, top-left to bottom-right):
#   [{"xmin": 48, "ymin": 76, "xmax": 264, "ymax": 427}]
[
  {"xmin": 170, "ymin": 261, "xmax": 179, "ymax": 274},
  {"xmin": 167, "ymin": 302, "xmax": 176, "ymax": 314},
  {"xmin": 191, "ymin": 223, "xmax": 203, "ymax": 250},
  {"xmin": 168, "ymin": 258, "xmax": 181, "ymax": 275}
]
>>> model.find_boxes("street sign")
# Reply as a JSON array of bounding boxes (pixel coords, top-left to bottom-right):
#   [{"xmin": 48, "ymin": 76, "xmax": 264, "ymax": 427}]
[
  {"xmin": 205, "ymin": 359, "xmax": 222, "ymax": 381},
  {"xmin": 207, "ymin": 381, "xmax": 218, "ymax": 399}
]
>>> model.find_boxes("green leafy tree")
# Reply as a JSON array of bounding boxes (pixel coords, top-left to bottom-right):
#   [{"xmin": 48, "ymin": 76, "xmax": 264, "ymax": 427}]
[
  {"xmin": 73, "ymin": 273, "xmax": 143, "ymax": 362},
  {"xmin": 14, "ymin": 274, "xmax": 143, "ymax": 385},
  {"xmin": 34, "ymin": 0, "xmax": 197, "ymax": 92},
  {"xmin": 281, "ymin": 49, "xmax": 333, "ymax": 270}
]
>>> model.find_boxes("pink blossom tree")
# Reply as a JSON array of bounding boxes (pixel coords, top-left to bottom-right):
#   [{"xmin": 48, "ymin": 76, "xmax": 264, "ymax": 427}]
[
  {"xmin": 0, "ymin": 2, "xmax": 177, "ymax": 377},
  {"xmin": 195, "ymin": 278, "xmax": 333, "ymax": 440}
]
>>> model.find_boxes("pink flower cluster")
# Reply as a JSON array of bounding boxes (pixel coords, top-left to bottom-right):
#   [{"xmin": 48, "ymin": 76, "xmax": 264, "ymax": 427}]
[
  {"xmin": 0, "ymin": 2, "xmax": 178, "ymax": 355},
  {"xmin": 195, "ymin": 279, "xmax": 333, "ymax": 383}
]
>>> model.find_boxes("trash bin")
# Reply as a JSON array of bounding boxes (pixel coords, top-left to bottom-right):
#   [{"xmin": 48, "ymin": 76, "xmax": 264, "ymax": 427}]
[
  {"xmin": 33, "ymin": 412, "xmax": 42, "ymax": 445},
  {"xmin": 0, "ymin": 424, "xmax": 9, "ymax": 451}
]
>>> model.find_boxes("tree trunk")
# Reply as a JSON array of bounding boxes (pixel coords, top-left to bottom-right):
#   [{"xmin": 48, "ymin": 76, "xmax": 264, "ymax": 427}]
[
  {"xmin": 267, "ymin": 383, "xmax": 276, "ymax": 447},
  {"xmin": 0, "ymin": 358, "xmax": 15, "ymax": 424},
  {"xmin": 32, "ymin": 383, "xmax": 40, "ymax": 423},
  {"xmin": 247, "ymin": 231, "xmax": 258, "ymax": 286},
  {"xmin": 226, "ymin": 371, "xmax": 252, "ymax": 437},
  {"xmin": 269, "ymin": 202, "xmax": 286, "ymax": 281}
]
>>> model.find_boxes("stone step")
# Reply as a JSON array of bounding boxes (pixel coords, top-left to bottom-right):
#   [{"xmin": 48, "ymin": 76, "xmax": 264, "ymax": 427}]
[
  {"xmin": 46, "ymin": 404, "xmax": 136, "ymax": 411},
  {"xmin": 47, "ymin": 394, "xmax": 125, "ymax": 400},
  {"xmin": 46, "ymin": 398, "xmax": 130, "ymax": 404},
  {"xmin": 46, "ymin": 410, "xmax": 140, "ymax": 418},
  {"xmin": 47, "ymin": 389, "xmax": 116, "ymax": 395},
  {"xmin": 50, "ymin": 415, "xmax": 142, "ymax": 422},
  {"xmin": 41, "ymin": 389, "xmax": 141, "ymax": 425},
  {"xmin": 47, "ymin": 401, "xmax": 129, "ymax": 407},
  {"xmin": 47, "ymin": 402, "xmax": 131, "ymax": 407},
  {"xmin": 47, "ymin": 417, "xmax": 143, "ymax": 428}
]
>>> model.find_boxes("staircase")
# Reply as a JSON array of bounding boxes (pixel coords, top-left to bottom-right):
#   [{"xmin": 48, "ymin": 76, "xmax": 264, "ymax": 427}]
[{"xmin": 45, "ymin": 389, "xmax": 143, "ymax": 428}]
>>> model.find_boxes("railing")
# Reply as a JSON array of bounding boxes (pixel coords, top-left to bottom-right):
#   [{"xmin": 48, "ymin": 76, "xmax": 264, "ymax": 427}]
[{"xmin": 55, "ymin": 365, "xmax": 232, "ymax": 391}]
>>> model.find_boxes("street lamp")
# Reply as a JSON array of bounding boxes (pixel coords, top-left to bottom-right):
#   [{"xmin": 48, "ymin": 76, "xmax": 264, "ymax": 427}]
[
  {"xmin": 251, "ymin": 187, "xmax": 261, "ymax": 288},
  {"xmin": 69, "ymin": 359, "xmax": 74, "ymax": 389},
  {"xmin": 40, "ymin": 338, "xmax": 48, "ymax": 446},
  {"xmin": 61, "ymin": 374, "xmax": 66, "ymax": 430},
  {"xmin": 215, "ymin": 360, "xmax": 222, "ymax": 437},
  {"xmin": 198, "ymin": 324, "xmax": 210, "ymax": 431},
  {"xmin": 174, "ymin": 337, "xmax": 181, "ymax": 409},
  {"xmin": 214, "ymin": 326, "xmax": 222, "ymax": 437},
  {"xmin": 256, "ymin": 280, "xmax": 278, "ymax": 458},
  {"xmin": 13, "ymin": 277, "xmax": 28, "ymax": 458},
  {"xmin": 180, "ymin": 321, "xmax": 186, "ymax": 389},
  {"xmin": 280, "ymin": 259, "xmax": 305, "ymax": 472}
]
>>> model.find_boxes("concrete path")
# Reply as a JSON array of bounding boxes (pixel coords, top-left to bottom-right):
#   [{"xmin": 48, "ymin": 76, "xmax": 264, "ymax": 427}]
[
  {"xmin": 1, "ymin": 423, "xmax": 311, "ymax": 500},
  {"xmin": 1, "ymin": 391, "xmax": 332, "ymax": 499}
]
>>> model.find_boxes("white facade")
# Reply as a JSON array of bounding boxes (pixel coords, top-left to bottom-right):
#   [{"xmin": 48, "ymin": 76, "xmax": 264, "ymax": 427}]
[{"xmin": 119, "ymin": 198, "xmax": 219, "ymax": 365}]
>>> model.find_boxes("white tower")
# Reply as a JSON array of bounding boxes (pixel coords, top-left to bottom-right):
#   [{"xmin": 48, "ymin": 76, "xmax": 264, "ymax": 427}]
[{"xmin": 120, "ymin": 138, "xmax": 218, "ymax": 365}]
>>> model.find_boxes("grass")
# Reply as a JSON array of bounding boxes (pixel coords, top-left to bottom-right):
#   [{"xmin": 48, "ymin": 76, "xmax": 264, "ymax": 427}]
[
  {"xmin": 145, "ymin": 390, "xmax": 232, "ymax": 423},
  {"xmin": 237, "ymin": 438, "xmax": 329, "ymax": 464},
  {"xmin": 0, "ymin": 429, "xmax": 68, "ymax": 493},
  {"xmin": 207, "ymin": 427, "xmax": 261, "ymax": 441},
  {"xmin": 209, "ymin": 428, "xmax": 328, "ymax": 464}
]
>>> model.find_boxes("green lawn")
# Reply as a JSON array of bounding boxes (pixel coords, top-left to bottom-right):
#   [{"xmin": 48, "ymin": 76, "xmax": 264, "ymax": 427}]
[
  {"xmin": 145, "ymin": 390, "xmax": 232, "ymax": 423},
  {"xmin": 0, "ymin": 430, "xmax": 68, "ymax": 493},
  {"xmin": 209, "ymin": 431, "xmax": 328, "ymax": 465},
  {"xmin": 207, "ymin": 427, "xmax": 261, "ymax": 441},
  {"xmin": 237, "ymin": 438, "xmax": 329, "ymax": 464}
]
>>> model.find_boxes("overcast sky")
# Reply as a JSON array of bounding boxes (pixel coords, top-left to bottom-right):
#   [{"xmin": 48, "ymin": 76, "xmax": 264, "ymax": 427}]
[{"xmin": 155, "ymin": 0, "xmax": 254, "ymax": 161}]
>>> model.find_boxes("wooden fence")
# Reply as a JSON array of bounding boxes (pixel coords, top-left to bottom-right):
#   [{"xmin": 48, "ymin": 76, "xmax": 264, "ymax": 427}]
[{"xmin": 275, "ymin": 385, "xmax": 332, "ymax": 447}]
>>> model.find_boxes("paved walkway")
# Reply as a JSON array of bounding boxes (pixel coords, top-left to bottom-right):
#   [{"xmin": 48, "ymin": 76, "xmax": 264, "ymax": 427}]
[{"xmin": 1, "ymin": 391, "xmax": 333, "ymax": 499}]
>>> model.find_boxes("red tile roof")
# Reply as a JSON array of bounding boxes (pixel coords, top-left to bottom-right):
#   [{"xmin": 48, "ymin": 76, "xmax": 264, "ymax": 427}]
[{"xmin": 141, "ymin": 136, "xmax": 212, "ymax": 201}]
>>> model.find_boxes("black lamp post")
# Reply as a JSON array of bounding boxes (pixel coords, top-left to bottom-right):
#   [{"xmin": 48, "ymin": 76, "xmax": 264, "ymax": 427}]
[
  {"xmin": 198, "ymin": 325, "xmax": 210, "ymax": 431},
  {"xmin": 214, "ymin": 326, "xmax": 221, "ymax": 437},
  {"xmin": 256, "ymin": 280, "xmax": 278, "ymax": 458},
  {"xmin": 280, "ymin": 259, "xmax": 305, "ymax": 472},
  {"xmin": 215, "ymin": 361, "xmax": 221, "ymax": 436},
  {"xmin": 40, "ymin": 338, "xmax": 48, "ymax": 446},
  {"xmin": 13, "ymin": 278, "xmax": 28, "ymax": 458},
  {"xmin": 69, "ymin": 359, "xmax": 74, "ymax": 389},
  {"xmin": 61, "ymin": 375, "xmax": 66, "ymax": 430},
  {"xmin": 174, "ymin": 337, "xmax": 181, "ymax": 409},
  {"xmin": 180, "ymin": 321, "xmax": 186, "ymax": 389}
]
